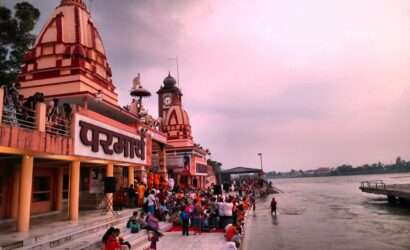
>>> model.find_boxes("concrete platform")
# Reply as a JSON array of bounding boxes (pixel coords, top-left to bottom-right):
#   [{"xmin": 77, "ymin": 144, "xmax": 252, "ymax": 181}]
[
  {"xmin": 157, "ymin": 232, "xmax": 227, "ymax": 250},
  {"xmin": 359, "ymin": 181, "xmax": 410, "ymax": 201}
]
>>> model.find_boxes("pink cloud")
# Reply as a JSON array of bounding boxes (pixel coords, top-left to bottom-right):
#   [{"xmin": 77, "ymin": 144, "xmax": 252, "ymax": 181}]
[{"xmin": 11, "ymin": 0, "xmax": 410, "ymax": 170}]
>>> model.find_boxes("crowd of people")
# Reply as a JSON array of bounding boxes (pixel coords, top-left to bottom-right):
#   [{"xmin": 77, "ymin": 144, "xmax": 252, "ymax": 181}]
[
  {"xmin": 103, "ymin": 178, "xmax": 274, "ymax": 250},
  {"xmin": 2, "ymin": 84, "xmax": 72, "ymax": 135}
]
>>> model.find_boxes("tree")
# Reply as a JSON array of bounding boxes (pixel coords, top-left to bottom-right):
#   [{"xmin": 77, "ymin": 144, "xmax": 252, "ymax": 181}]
[
  {"xmin": 207, "ymin": 159, "xmax": 222, "ymax": 184},
  {"xmin": 395, "ymin": 156, "xmax": 404, "ymax": 166},
  {"xmin": 0, "ymin": 2, "xmax": 40, "ymax": 88}
]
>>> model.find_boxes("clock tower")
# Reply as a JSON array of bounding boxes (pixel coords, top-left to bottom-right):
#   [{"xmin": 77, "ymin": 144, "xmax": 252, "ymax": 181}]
[
  {"xmin": 157, "ymin": 73, "xmax": 182, "ymax": 118},
  {"xmin": 157, "ymin": 72, "xmax": 193, "ymax": 140}
]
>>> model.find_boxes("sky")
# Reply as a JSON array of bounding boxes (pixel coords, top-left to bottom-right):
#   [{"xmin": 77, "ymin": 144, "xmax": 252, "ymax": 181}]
[{"xmin": 3, "ymin": 0, "xmax": 410, "ymax": 171}]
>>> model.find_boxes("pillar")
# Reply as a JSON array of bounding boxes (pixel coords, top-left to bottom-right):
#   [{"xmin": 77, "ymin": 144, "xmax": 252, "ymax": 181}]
[
  {"xmin": 11, "ymin": 164, "xmax": 21, "ymax": 219},
  {"xmin": 35, "ymin": 102, "xmax": 46, "ymax": 132},
  {"xmin": 159, "ymin": 146, "xmax": 168, "ymax": 180},
  {"xmin": 128, "ymin": 166, "xmax": 134, "ymax": 186},
  {"xmin": 56, "ymin": 167, "xmax": 64, "ymax": 211},
  {"xmin": 106, "ymin": 163, "xmax": 114, "ymax": 211},
  {"xmin": 17, "ymin": 155, "xmax": 34, "ymax": 232},
  {"xmin": 0, "ymin": 86, "xmax": 4, "ymax": 123},
  {"xmin": 176, "ymin": 175, "xmax": 181, "ymax": 188},
  {"xmin": 69, "ymin": 161, "xmax": 80, "ymax": 221}
]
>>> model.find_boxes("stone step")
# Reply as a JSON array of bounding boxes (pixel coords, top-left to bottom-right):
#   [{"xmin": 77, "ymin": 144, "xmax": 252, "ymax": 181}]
[
  {"xmin": 16, "ymin": 211, "xmax": 135, "ymax": 250},
  {"xmin": 49, "ymin": 222, "xmax": 172, "ymax": 250},
  {"xmin": 134, "ymin": 223, "xmax": 172, "ymax": 250},
  {"xmin": 120, "ymin": 223, "xmax": 172, "ymax": 250}
]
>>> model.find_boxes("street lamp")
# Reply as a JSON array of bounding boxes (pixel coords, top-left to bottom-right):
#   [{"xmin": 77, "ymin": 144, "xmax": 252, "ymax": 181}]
[{"xmin": 257, "ymin": 153, "xmax": 263, "ymax": 171}]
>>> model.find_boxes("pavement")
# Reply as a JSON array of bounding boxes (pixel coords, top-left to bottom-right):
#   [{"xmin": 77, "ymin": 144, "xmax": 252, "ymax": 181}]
[{"xmin": 157, "ymin": 232, "xmax": 227, "ymax": 250}]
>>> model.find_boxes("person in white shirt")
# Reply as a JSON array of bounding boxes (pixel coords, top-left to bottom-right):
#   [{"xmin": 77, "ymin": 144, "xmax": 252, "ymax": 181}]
[
  {"xmin": 224, "ymin": 198, "xmax": 234, "ymax": 226},
  {"xmin": 217, "ymin": 197, "xmax": 225, "ymax": 228},
  {"xmin": 189, "ymin": 191, "xmax": 196, "ymax": 200},
  {"xmin": 168, "ymin": 177, "xmax": 175, "ymax": 191},
  {"xmin": 147, "ymin": 190, "xmax": 156, "ymax": 214}
]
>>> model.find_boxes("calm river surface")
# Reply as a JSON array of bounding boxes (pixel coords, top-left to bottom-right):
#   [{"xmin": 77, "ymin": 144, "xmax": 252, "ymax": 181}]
[{"xmin": 243, "ymin": 174, "xmax": 410, "ymax": 250}]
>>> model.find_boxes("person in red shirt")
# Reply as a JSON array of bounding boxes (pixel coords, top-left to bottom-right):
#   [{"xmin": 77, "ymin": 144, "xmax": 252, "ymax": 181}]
[
  {"xmin": 225, "ymin": 224, "xmax": 238, "ymax": 241},
  {"xmin": 102, "ymin": 227, "xmax": 121, "ymax": 250}
]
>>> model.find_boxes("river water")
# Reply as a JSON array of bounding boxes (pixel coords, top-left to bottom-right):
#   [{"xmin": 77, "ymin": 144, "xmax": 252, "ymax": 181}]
[{"xmin": 242, "ymin": 174, "xmax": 410, "ymax": 250}]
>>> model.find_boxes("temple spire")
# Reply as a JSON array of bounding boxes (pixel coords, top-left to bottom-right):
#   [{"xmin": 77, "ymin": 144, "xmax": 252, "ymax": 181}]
[{"xmin": 60, "ymin": 0, "xmax": 87, "ymax": 9}]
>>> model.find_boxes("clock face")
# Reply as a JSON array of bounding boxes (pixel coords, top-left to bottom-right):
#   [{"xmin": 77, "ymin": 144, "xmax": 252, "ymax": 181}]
[{"xmin": 163, "ymin": 96, "xmax": 172, "ymax": 106}]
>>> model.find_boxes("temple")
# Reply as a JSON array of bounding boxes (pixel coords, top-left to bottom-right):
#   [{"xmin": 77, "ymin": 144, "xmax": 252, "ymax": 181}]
[
  {"xmin": 156, "ymin": 73, "xmax": 211, "ymax": 189},
  {"xmin": 0, "ymin": 0, "xmax": 214, "ymax": 233}
]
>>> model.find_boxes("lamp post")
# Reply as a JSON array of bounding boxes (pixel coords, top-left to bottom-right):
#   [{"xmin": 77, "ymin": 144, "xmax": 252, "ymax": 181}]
[{"xmin": 257, "ymin": 153, "xmax": 263, "ymax": 171}]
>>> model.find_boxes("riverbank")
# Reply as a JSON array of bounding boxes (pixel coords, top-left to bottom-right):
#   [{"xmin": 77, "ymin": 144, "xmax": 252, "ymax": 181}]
[{"xmin": 242, "ymin": 174, "xmax": 410, "ymax": 250}]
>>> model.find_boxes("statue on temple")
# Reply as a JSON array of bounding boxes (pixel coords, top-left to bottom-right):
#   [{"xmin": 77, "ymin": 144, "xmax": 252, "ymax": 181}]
[
  {"xmin": 131, "ymin": 73, "xmax": 141, "ymax": 92},
  {"xmin": 129, "ymin": 73, "xmax": 151, "ymax": 118}
]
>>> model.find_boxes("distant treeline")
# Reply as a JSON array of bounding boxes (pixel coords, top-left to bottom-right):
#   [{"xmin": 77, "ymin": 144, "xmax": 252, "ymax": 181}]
[{"xmin": 267, "ymin": 157, "xmax": 410, "ymax": 178}]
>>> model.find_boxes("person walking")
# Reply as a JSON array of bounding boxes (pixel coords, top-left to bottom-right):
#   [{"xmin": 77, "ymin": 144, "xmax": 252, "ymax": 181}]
[
  {"xmin": 180, "ymin": 206, "xmax": 190, "ymax": 236},
  {"xmin": 147, "ymin": 231, "xmax": 160, "ymax": 250},
  {"xmin": 128, "ymin": 184, "xmax": 136, "ymax": 208},
  {"xmin": 270, "ymin": 197, "xmax": 277, "ymax": 216},
  {"xmin": 250, "ymin": 195, "xmax": 256, "ymax": 212}
]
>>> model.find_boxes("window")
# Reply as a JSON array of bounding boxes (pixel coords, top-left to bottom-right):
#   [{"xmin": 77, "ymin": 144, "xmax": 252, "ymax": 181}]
[
  {"xmin": 0, "ymin": 176, "xmax": 2, "ymax": 205},
  {"xmin": 32, "ymin": 176, "xmax": 51, "ymax": 202},
  {"xmin": 63, "ymin": 174, "xmax": 69, "ymax": 199},
  {"xmin": 180, "ymin": 176, "xmax": 188, "ymax": 185},
  {"xmin": 80, "ymin": 167, "xmax": 90, "ymax": 191}
]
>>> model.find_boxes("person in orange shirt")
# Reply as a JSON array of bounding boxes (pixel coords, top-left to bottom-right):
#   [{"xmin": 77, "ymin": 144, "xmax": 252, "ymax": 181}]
[
  {"xmin": 154, "ymin": 174, "xmax": 160, "ymax": 188},
  {"xmin": 148, "ymin": 174, "xmax": 154, "ymax": 189},
  {"xmin": 137, "ymin": 182, "xmax": 145, "ymax": 207},
  {"xmin": 235, "ymin": 204, "xmax": 245, "ymax": 226},
  {"xmin": 242, "ymin": 196, "xmax": 249, "ymax": 211}
]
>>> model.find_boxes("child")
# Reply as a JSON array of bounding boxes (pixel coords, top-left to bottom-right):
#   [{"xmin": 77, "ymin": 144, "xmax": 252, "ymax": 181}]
[
  {"xmin": 129, "ymin": 218, "xmax": 140, "ymax": 234},
  {"xmin": 147, "ymin": 231, "xmax": 160, "ymax": 250}
]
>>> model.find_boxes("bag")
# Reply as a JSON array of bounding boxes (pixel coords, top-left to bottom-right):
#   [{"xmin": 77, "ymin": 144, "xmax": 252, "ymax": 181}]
[{"xmin": 129, "ymin": 221, "xmax": 140, "ymax": 233}]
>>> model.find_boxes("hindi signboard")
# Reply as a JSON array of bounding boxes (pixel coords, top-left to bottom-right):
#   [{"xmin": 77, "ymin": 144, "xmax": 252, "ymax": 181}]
[
  {"xmin": 74, "ymin": 113, "xmax": 147, "ymax": 164},
  {"xmin": 196, "ymin": 163, "xmax": 208, "ymax": 174}
]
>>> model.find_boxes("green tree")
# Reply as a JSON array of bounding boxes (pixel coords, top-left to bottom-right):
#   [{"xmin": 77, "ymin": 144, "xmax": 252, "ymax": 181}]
[{"xmin": 0, "ymin": 2, "xmax": 40, "ymax": 88}]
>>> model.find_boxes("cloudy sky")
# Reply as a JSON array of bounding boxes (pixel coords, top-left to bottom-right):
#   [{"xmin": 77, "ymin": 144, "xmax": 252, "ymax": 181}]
[{"xmin": 4, "ymin": 0, "xmax": 410, "ymax": 171}]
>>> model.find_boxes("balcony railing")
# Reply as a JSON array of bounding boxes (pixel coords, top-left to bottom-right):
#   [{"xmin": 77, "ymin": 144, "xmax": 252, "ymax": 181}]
[
  {"xmin": 0, "ymin": 88, "xmax": 71, "ymax": 137},
  {"xmin": 46, "ymin": 116, "xmax": 71, "ymax": 136},
  {"xmin": 2, "ymin": 106, "xmax": 37, "ymax": 130}
]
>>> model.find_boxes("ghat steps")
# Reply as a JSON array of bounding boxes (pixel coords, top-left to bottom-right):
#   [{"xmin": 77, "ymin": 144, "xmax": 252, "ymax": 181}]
[{"xmin": 0, "ymin": 210, "xmax": 171, "ymax": 250}]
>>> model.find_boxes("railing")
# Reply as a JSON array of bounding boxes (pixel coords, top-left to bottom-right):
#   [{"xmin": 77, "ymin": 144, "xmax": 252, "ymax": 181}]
[
  {"xmin": 46, "ymin": 116, "xmax": 72, "ymax": 136},
  {"xmin": 1, "ymin": 100, "xmax": 72, "ymax": 137},
  {"xmin": 360, "ymin": 180, "xmax": 386, "ymax": 189},
  {"xmin": 2, "ymin": 106, "xmax": 37, "ymax": 130}
]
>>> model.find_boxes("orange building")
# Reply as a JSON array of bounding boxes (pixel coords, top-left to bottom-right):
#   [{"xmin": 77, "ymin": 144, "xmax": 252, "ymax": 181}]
[
  {"xmin": 155, "ymin": 73, "xmax": 212, "ymax": 190},
  {"xmin": 0, "ymin": 0, "xmax": 168, "ymax": 232}
]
